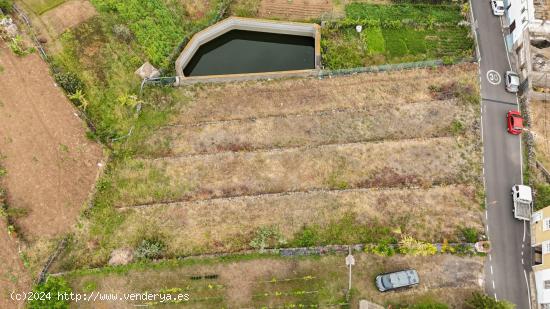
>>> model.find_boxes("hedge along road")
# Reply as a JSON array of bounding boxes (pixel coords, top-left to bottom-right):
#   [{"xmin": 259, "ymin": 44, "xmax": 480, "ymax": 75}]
[{"xmin": 470, "ymin": 0, "xmax": 531, "ymax": 307}]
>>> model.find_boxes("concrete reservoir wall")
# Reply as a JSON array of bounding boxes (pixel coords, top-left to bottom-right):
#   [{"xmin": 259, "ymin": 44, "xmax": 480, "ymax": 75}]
[{"xmin": 175, "ymin": 17, "xmax": 321, "ymax": 77}]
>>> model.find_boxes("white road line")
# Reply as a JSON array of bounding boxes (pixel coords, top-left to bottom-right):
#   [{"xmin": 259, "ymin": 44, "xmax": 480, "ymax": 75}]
[
  {"xmin": 522, "ymin": 258, "xmax": 524, "ymax": 265},
  {"xmin": 492, "ymin": 280, "xmax": 496, "ymax": 289},
  {"xmin": 524, "ymin": 269, "xmax": 533, "ymax": 309},
  {"xmin": 486, "ymin": 210, "xmax": 488, "ymax": 220},
  {"xmin": 495, "ymin": 293, "xmax": 498, "ymax": 301},
  {"xmin": 489, "ymin": 254, "xmax": 492, "ymax": 261},
  {"xmin": 523, "ymin": 220, "xmax": 526, "ymax": 242},
  {"xmin": 490, "ymin": 265, "xmax": 494, "ymax": 274}
]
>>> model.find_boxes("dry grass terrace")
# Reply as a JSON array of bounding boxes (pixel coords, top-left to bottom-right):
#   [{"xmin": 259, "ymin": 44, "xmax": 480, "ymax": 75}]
[
  {"xmin": 173, "ymin": 64, "xmax": 478, "ymax": 124},
  {"xmin": 111, "ymin": 137, "xmax": 478, "ymax": 207},
  {"xmin": 109, "ymin": 185, "xmax": 482, "ymax": 257},
  {"xmin": 143, "ymin": 99, "xmax": 465, "ymax": 157}
]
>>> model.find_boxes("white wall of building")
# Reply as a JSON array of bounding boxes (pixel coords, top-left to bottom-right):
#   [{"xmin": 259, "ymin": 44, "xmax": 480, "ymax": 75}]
[{"xmin": 503, "ymin": 0, "xmax": 531, "ymax": 48}]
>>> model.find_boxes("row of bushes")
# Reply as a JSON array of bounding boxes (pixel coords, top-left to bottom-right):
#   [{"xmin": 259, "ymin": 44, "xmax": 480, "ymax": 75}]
[
  {"xmin": 324, "ymin": 16, "xmax": 467, "ymax": 30},
  {"xmin": 345, "ymin": 3, "xmax": 464, "ymax": 24}
]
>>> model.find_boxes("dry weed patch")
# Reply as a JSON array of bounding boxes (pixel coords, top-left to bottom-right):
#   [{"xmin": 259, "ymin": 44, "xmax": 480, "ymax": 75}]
[
  {"xmin": 174, "ymin": 64, "xmax": 478, "ymax": 124},
  {"xmin": 110, "ymin": 137, "xmax": 478, "ymax": 207},
  {"xmin": 144, "ymin": 99, "xmax": 468, "ymax": 156}
]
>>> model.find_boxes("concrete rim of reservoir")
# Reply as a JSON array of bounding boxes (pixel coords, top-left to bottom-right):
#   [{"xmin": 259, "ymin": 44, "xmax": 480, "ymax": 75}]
[{"xmin": 175, "ymin": 17, "xmax": 321, "ymax": 79}]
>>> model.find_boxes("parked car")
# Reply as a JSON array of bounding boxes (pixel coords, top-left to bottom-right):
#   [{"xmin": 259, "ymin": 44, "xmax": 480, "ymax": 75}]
[
  {"xmin": 491, "ymin": 0, "xmax": 505, "ymax": 16},
  {"xmin": 511, "ymin": 185, "xmax": 532, "ymax": 221},
  {"xmin": 506, "ymin": 110, "xmax": 524, "ymax": 135},
  {"xmin": 375, "ymin": 269, "xmax": 419, "ymax": 292},
  {"xmin": 505, "ymin": 71, "xmax": 520, "ymax": 93}
]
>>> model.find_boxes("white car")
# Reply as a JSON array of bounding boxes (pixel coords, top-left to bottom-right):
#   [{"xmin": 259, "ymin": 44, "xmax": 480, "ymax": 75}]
[
  {"xmin": 491, "ymin": 0, "xmax": 505, "ymax": 16},
  {"xmin": 505, "ymin": 71, "xmax": 520, "ymax": 93}
]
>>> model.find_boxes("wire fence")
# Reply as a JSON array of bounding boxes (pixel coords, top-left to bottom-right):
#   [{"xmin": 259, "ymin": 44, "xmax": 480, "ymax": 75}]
[
  {"xmin": 151, "ymin": 57, "xmax": 477, "ymax": 86},
  {"xmin": 317, "ymin": 58, "xmax": 474, "ymax": 78}
]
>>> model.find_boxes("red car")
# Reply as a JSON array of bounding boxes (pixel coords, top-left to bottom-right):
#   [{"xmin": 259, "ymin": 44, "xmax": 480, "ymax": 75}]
[{"xmin": 507, "ymin": 110, "xmax": 524, "ymax": 135}]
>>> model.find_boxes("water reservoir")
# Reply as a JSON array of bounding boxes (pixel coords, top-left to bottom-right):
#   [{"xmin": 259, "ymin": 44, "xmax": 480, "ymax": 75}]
[
  {"xmin": 175, "ymin": 17, "xmax": 321, "ymax": 78},
  {"xmin": 183, "ymin": 30, "xmax": 315, "ymax": 77}
]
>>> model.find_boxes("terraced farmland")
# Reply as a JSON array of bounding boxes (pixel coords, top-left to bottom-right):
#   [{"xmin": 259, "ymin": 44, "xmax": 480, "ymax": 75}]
[
  {"xmin": 53, "ymin": 64, "xmax": 484, "ymax": 273},
  {"xmin": 62, "ymin": 254, "xmax": 484, "ymax": 308}
]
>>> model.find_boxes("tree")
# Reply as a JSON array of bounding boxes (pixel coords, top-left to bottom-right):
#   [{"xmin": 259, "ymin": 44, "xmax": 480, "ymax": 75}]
[
  {"xmin": 28, "ymin": 276, "xmax": 72, "ymax": 309},
  {"xmin": 464, "ymin": 292, "xmax": 515, "ymax": 309},
  {"xmin": 0, "ymin": 0, "xmax": 13, "ymax": 13}
]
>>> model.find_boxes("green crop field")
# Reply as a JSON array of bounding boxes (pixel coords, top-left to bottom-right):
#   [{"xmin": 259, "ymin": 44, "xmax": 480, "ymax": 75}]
[{"xmin": 321, "ymin": 3, "xmax": 474, "ymax": 69}]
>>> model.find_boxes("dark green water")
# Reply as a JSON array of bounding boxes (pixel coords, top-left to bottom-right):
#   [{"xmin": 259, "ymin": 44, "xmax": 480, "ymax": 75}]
[{"xmin": 183, "ymin": 30, "xmax": 315, "ymax": 76}]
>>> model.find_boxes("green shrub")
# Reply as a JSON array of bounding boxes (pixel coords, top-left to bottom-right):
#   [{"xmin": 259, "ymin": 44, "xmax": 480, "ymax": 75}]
[
  {"xmin": 28, "ymin": 277, "xmax": 72, "ymax": 309},
  {"xmin": 8, "ymin": 35, "xmax": 34, "ymax": 57},
  {"xmin": 450, "ymin": 119, "xmax": 465, "ymax": 135},
  {"xmin": 321, "ymin": 34, "xmax": 364, "ymax": 69},
  {"xmin": 460, "ymin": 227, "xmax": 479, "ymax": 243},
  {"xmin": 135, "ymin": 238, "xmax": 166, "ymax": 260},
  {"xmin": 398, "ymin": 236, "xmax": 437, "ymax": 256},
  {"xmin": 293, "ymin": 226, "xmax": 320, "ymax": 247},
  {"xmin": 250, "ymin": 226, "xmax": 286, "ymax": 252},
  {"xmin": 90, "ymin": 0, "xmax": 187, "ymax": 68},
  {"xmin": 536, "ymin": 183, "xmax": 550, "ymax": 210},
  {"xmin": 365, "ymin": 242, "xmax": 396, "ymax": 256},
  {"xmin": 464, "ymin": 292, "xmax": 514, "ymax": 309},
  {"xmin": 54, "ymin": 72, "xmax": 84, "ymax": 95},
  {"xmin": 0, "ymin": 0, "xmax": 13, "ymax": 13}
]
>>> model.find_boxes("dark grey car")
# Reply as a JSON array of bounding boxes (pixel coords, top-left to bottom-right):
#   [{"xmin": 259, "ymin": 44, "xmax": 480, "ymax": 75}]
[{"xmin": 375, "ymin": 269, "xmax": 419, "ymax": 292}]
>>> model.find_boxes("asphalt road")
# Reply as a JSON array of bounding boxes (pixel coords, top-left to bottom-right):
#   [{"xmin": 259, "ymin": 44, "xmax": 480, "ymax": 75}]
[{"xmin": 470, "ymin": 0, "xmax": 531, "ymax": 307}]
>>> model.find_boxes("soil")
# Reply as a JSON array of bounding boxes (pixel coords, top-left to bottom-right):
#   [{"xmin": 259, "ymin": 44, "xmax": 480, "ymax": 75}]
[
  {"xmin": 0, "ymin": 44, "xmax": 102, "ymax": 239},
  {"xmin": 180, "ymin": 0, "xmax": 213, "ymax": 20},
  {"xmin": 40, "ymin": 0, "xmax": 97, "ymax": 38},
  {"xmin": 258, "ymin": 0, "xmax": 342, "ymax": 20},
  {"xmin": 0, "ymin": 221, "xmax": 31, "ymax": 309}
]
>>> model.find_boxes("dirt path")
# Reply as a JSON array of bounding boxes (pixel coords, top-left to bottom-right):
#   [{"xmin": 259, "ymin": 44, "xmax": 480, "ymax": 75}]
[
  {"xmin": 0, "ymin": 44, "xmax": 102, "ymax": 239},
  {"xmin": 0, "ymin": 221, "xmax": 31, "ymax": 309},
  {"xmin": 0, "ymin": 44, "xmax": 102, "ymax": 306}
]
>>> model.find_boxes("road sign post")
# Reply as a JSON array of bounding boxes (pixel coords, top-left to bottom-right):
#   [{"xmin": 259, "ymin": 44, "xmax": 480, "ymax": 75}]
[{"xmin": 345, "ymin": 246, "xmax": 355, "ymax": 300}]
